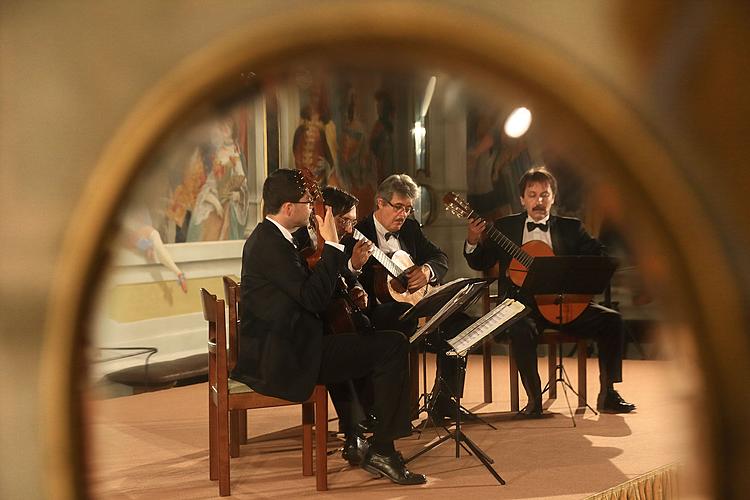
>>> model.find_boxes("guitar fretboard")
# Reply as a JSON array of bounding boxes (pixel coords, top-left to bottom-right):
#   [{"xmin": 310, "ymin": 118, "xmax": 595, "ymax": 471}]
[
  {"xmin": 352, "ymin": 229, "xmax": 404, "ymax": 278},
  {"xmin": 462, "ymin": 206, "xmax": 534, "ymax": 268}
]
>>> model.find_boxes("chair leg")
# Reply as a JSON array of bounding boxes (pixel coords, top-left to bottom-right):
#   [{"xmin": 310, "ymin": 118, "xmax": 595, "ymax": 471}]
[
  {"xmin": 509, "ymin": 343, "xmax": 519, "ymax": 412},
  {"xmin": 577, "ymin": 339, "xmax": 587, "ymax": 408},
  {"xmin": 209, "ymin": 395, "xmax": 218, "ymax": 481},
  {"xmin": 229, "ymin": 410, "xmax": 241, "ymax": 458},
  {"xmin": 218, "ymin": 406, "xmax": 231, "ymax": 496},
  {"xmin": 548, "ymin": 343, "xmax": 557, "ymax": 399},
  {"xmin": 302, "ymin": 402, "xmax": 314, "ymax": 476},
  {"xmin": 483, "ymin": 338, "xmax": 493, "ymax": 403},
  {"xmin": 239, "ymin": 410, "xmax": 248, "ymax": 444},
  {"xmin": 314, "ymin": 386, "xmax": 328, "ymax": 491}
]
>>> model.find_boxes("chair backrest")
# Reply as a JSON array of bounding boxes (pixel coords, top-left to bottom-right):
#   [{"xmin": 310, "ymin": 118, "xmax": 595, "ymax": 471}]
[
  {"xmin": 201, "ymin": 288, "xmax": 228, "ymax": 394},
  {"xmin": 222, "ymin": 276, "xmax": 240, "ymax": 370}
]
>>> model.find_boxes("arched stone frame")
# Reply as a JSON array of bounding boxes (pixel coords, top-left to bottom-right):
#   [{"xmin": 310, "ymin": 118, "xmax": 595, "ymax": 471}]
[{"xmin": 39, "ymin": 4, "xmax": 749, "ymax": 498}]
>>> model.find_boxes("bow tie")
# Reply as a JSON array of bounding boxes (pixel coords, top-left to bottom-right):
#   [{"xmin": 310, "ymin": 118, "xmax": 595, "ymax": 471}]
[
  {"xmin": 526, "ymin": 221, "xmax": 549, "ymax": 232},
  {"xmin": 384, "ymin": 231, "xmax": 399, "ymax": 241}
]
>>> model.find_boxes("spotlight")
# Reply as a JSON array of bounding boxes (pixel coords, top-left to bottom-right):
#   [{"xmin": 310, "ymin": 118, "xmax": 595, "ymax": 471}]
[{"xmin": 504, "ymin": 107, "xmax": 532, "ymax": 138}]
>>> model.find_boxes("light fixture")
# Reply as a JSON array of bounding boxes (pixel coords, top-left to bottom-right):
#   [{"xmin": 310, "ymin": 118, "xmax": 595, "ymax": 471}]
[{"xmin": 503, "ymin": 107, "xmax": 532, "ymax": 138}]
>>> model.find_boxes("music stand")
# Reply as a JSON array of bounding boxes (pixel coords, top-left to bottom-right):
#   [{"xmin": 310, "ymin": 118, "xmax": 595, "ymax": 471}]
[
  {"xmin": 522, "ymin": 256, "xmax": 617, "ymax": 424},
  {"xmin": 405, "ymin": 297, "xmax": 528, "ymax": 485},
  {"xmin": 400, "ymin": 279, "xmax": 491, "ymax": 429}
]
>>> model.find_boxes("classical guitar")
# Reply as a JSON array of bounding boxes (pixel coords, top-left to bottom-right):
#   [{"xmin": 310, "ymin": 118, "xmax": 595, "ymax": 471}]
[
  {"xmin": 296, "ymin": 166, "xmax": 326, "ymax": 268},
  {"xmin": 351, "ymin": 228, "xmax": 434, "ymax": 306},
  {"xmin": 294, "ymin": 167, "xmax": 360, "ymax": 331},
  {"xmin": 443, "ymin": 191, "xmax": 591, "ymax": 325}
]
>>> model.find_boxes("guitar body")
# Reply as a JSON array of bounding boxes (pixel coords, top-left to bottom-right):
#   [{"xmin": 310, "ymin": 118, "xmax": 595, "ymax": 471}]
[
  {"xmin": 325, "ymin": 297, "xmax": 358, "ymax": 334},
  {"xmin": 372, "ymin": 250, "xmax": 433, "ymax": 306},
  {"xmin": 508, "ymin": 240, "xmax": 591, "ymax": 325}
]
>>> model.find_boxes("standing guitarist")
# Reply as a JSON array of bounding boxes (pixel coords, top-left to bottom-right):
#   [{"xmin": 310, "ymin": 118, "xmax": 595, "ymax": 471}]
[
  {"xmin": 464, "ymin": 166, "xmax": 635, "ymax": 417},
  {"xmin": 353, "ymin": 174, "xmax": 473, "ymax": 420}
]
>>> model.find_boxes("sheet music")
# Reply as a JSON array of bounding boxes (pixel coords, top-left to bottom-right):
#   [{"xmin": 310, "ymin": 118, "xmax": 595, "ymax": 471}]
[
  {"xmin": 408, "ymin": 282, "xmax": 485, "ymax": 344},
  {"xmin": 447, "ymin": 298, "xmax": 527, "ymax": 356}
]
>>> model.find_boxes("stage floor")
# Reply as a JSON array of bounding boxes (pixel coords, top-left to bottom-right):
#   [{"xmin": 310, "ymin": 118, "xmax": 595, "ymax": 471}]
[{"xmin": 87, "ymin": 355, "xmax": 705, "ymax": 499}]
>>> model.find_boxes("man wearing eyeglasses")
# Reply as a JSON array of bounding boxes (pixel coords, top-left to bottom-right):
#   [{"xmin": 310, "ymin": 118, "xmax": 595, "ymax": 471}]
[
  {"xmin": 352, "ymin": 174, "xmax": 472, "ymax": 421},
  {"xmin": 234, "ymin": 169, "xmax": 427, "ymax": 485}
]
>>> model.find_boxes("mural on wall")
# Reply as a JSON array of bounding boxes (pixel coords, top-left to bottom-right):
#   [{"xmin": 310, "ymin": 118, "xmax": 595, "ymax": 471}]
[
  {"xmin": 465, "ymin": 107, "xmax": 536, "ymax": 220},
  {"xmin": 158, "ymin": 113, "xmax": 252, "ymax": 244},
  {"xmin": 291, "ymin": 73, "xmax": 407, "ymax": 220},
  {"xmin": 122, "ymin": 71, "xmax": 417, "ymax": 260}
]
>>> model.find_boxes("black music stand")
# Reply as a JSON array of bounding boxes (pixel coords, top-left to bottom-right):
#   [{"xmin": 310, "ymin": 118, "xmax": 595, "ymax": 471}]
[
  {"xmin": 404, "ymin": 297, "xmax": 529, "ymax": 485},
  {"xmin": 400, "ymin": 278, "xmax": 492, "ymax": 429},
  {"xmin": 522, "ymin": 256, "xmax": 617, "ymax": 424}
]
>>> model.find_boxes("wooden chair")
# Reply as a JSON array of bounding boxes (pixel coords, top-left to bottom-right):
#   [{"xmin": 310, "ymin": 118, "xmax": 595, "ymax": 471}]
[
  {"xmin": 509, "ymin": 329, "xmax": 588, "ymax": 411},
  {"xmin": 201, "ymin": 287, "xmax": 328, "ymax": 496},
  {"xmin": 478, "ymin": 278, "xmax": 589, "ymax": 411},
  {"xmin": 222, "ymin": 276, "xmax": 247, "ymax": 458}
]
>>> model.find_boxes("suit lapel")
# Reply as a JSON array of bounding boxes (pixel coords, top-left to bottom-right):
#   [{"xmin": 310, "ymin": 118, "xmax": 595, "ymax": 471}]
[
  {"xmin": 549, "ymin": 215, "xmax": 561, "ymax": 255},
  {"xmin": 510, "ymin": 213, "xmax": 525, "ymax": 246}
]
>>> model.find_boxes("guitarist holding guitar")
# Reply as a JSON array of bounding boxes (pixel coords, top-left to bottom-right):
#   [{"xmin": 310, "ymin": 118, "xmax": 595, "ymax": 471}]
[
  {"xmin": 461, "ymin": 166, "xmax": 635, "ymax": 417},
  {"xmin": 351, "ymin": 174, "xmax": 475, "ymax": 421}
]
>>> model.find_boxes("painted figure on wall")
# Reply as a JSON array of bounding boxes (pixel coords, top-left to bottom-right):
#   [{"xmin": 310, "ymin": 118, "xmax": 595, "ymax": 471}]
[
  {"xmin": 185, "ymin": 118, "xmax": 250, "ymax": 241},
  {"xmin": 338, "ymin": 88, "xmax": 375, "ymax": 218},
  {"xmin": 292, "ymin": 82, "xmax": 337, "ymax": 186},
  {"xmin": 370, "ymin": 89, "xmax": 396, "ymax": 184},
  {"xmin": 122, "ymin": 208, "xmax": 188, "ymax": 293},
  {"xmin": 466, "ymin": 108, "xmax": 535, "ymax": 219}
]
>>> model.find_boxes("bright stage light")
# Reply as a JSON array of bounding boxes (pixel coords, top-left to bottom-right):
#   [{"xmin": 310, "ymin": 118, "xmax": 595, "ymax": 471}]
[{"xmin": 503, "ymin": 107, "xmax": 532, "ymax": 138}]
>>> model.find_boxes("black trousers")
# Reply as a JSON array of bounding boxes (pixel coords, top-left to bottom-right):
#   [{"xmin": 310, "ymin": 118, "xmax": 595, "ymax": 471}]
[
  {"xmin": 507, "ymin": 302, "xmax": 624, "ymax": 404},
  {"xmin": 317, "ymin": 330, "xmax": 412, "ymax": 442}
]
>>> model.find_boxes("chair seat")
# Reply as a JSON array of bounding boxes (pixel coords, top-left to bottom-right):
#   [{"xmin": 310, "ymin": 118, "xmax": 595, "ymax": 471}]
[{"xmin": 228, "ymin": 378, "xmax": 253, "ymax": 394}]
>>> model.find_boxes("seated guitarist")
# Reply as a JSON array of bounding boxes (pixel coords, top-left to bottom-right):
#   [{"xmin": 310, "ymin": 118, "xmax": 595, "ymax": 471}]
[
  {"xmin": 233, "ymin": 169, "xmax": 426, "ymax": 485},
  {"xmin": 352, "ymin": 174, "xmax": 474, "ymax": 421},
  {"xmin": 464, "ymin": 166, "xmax": 636, "ymax": 417}
]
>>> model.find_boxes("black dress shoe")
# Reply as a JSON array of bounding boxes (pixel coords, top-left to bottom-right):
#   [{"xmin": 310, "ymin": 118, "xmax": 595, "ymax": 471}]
[
  {"xmin": 597, "ymin": 389, "xmax": 636, "ymax": 413},
  {"xmin": 515, "ymin": 397, "xmax": 544, "ymax": 419},
  {"xmin": 342, "ymin": 434, "xmax": 369, "ymax": 466},
  {"xmin": 361, "ymin": 449, "xmax": 427, "ymax": 485}
]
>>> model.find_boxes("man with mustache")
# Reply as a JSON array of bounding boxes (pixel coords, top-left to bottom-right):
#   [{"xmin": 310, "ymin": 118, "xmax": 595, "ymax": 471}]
[
  {"xmin": 352, "ymin": 174, "xmax": 474, "ymax": 422},
  {"xmin": 464, "ymin": 166, "xmax": 635, "ymax": 418}
]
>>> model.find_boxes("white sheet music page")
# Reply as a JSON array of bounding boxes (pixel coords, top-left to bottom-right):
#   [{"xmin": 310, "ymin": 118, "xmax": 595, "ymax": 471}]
[
  {"xmin": 448, "ymin": 298, "xmax": 526, "ymax": 356},
  {"xmin": 408, "ymin": 283, "xmax": 475, "ymax": 344}
]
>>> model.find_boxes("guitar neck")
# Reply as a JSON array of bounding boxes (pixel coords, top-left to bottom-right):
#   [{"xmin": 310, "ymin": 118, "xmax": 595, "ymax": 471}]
[
  {"xmin": 467, "ymin": 211, "xmax": 534, "ymax": 268},
  {"xmin": 352, "ymin": 229, "xmax": 405, "ymax": 277}
]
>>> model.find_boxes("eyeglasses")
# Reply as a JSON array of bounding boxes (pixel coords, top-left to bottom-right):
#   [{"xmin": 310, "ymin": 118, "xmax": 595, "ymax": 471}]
[
  {"xmin": 384, "ymin": 199, "xmax": 414, "ymax": 215},
  {"xmin": 336, "ymin": 217, "xmax": 356, "ymax": 228},
  {"xmin": 290, "ymin": 200, "xmax": 314, "ymax": 208}
]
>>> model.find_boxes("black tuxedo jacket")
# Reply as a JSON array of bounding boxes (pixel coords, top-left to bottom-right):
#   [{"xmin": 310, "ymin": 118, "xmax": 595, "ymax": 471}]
[
  {"xmin": 464, "ymin": 212, "xmax": 605, "ymax": 290},
  {"xmin": 232, "ymin": 219, "xmax": 348, "ymax": 402},
  {"xmin": 351, "ymin": 215, "xmax": 449, "ymax": 305}
]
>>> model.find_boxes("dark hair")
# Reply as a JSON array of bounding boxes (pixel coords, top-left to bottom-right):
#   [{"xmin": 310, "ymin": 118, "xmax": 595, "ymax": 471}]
[
  {"xmin": 518, "ymin": 166, "xmax": 557, "ymax": 197},
  {"xmin": 322, "ymin": 186, "xmax": 359, "ymax": 216},
  {"xmin": 262, "ymin": 168, "xmax": 306, "ymax": 216}
]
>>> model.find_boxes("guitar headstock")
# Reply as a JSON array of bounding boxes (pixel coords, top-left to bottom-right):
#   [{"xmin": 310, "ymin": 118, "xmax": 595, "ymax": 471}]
[
  {"xmin": 296, "ymin": 166, "xmax": 323, "ymax": 203},
  {"xmin": 443, "ymin": 191, "xmax": 473, "ymax": 219}
]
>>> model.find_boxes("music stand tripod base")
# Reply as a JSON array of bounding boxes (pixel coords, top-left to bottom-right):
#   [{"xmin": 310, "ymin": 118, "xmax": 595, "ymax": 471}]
[{"xmin": 405, "ymin": 352, "xmax": 506, "ymax": 485}]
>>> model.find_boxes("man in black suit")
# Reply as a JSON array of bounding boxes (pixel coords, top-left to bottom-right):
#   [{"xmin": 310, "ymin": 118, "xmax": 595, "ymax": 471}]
[
  {"xmin": 315, "ymin": 186, "xmax": 377, "ymax": 465},
  {"xmin": 464, "ymin": 166, "xmax": 636, "ymax": 417},
  {"xmin": 353, "ymin": 174, "xmax": 473, "ymax": 421},
  {"xmin": 232, "ymin": 169, "xmax": 426, "ymax": 485}
]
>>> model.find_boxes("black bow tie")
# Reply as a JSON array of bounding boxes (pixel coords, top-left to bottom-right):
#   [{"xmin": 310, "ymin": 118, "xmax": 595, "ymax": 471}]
[
  {"xmin": 384, "ymin": 231, "xmax": 399, "ymax": 241},
  {"xmin": 526, "ymin": 221, "xmax": 549, "ymax": 232}
]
